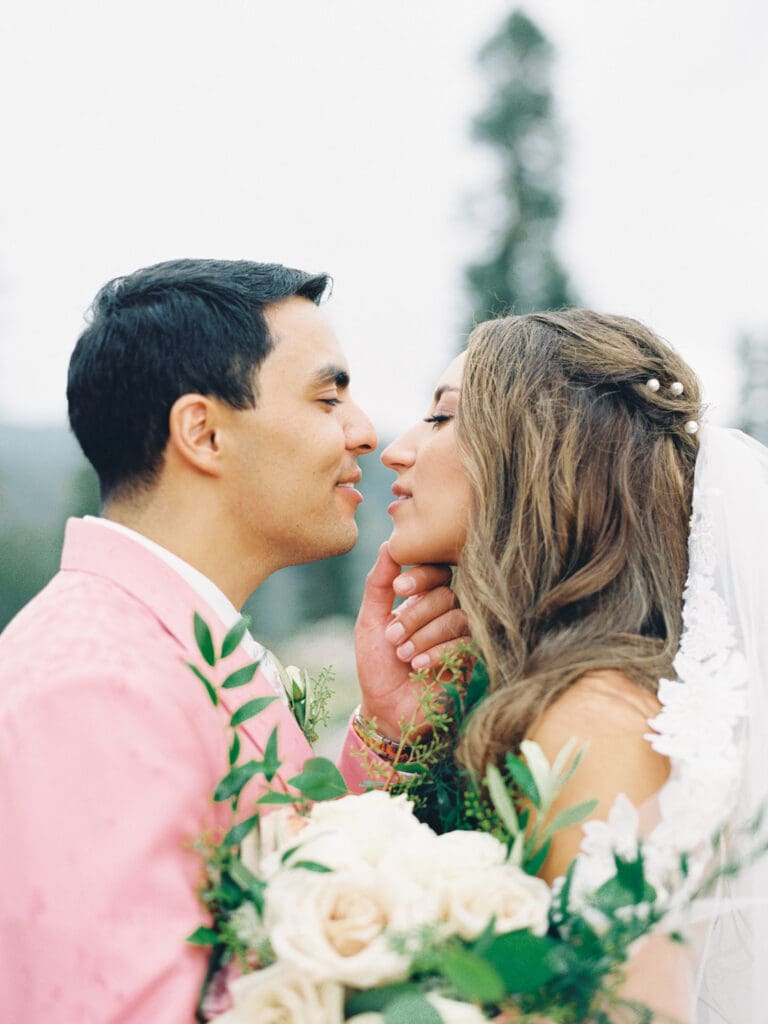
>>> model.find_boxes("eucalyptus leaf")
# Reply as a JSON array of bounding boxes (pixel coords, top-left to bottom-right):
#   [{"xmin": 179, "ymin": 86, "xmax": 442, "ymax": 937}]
[
  {"xmin": 440, "ymin": 946, "xmax": 505, "ymax": 1002},
  {"xmin": 187, "ymin": 662, "xmax": 218, "ymax": 707},
  {"xmin": 384, "ymin": 993, "xmax": 443, "ymax": 1024},
  {"xmin": 288, "ymin": 757, "xmax": 349, "ymax": 801},
  {"xmin": 228, "ymin": 732, "xmax": 241, "ymax": 766},
  {"xmin": 484, "ymin": 929, "xmax": 557, "ymax": 993},
  {"xmin": 221, "ymin": 615, "xmax": 250, "ymax": 660},
  {"xmin": 230, "ymin": 696, "xmax": 277, "ymax": 727},
  {"xmin": 223, "ymin": 813, "xmax": 260, "ymax": 848},
  {"xmin": 485, "ymin": 763, "xmax": 520, "ymax": 837},
  {"xmin": 193, "ymin": 612, "xmax": 216, "ymax": 667},
  {"xmin": 345, "ymin": 983, "xmax": 417, "ymax": 1016},
  {"xmin": 213, "ymin": 760, "xmax": 263, "ymax": 802},
  {"xmin": 542, "ymin": 799, "xmax": 598, "ymax": 840},
  {"xmin": 222, "ymin": 662, "xmax": 261, "ymax": 690}
]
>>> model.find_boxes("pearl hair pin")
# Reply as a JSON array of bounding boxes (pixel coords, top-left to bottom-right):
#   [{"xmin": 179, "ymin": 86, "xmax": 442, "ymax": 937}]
[
  {"xmin": 670, "ymin": 381, "xmax": 684, "ymax": 396},
  {"xmin": 684, "ymin": 420, "xmax": 699, "ymax": 434},
  {"xmin": 646, "ymin": 378, "xmax": 661, "ymax": 392}
]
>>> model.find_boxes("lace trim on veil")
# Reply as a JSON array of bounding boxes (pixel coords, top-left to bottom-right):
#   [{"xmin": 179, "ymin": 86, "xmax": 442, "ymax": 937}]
[{"xmin": 569, "ymin": 478, "xmax": 749, "ymax": 904}]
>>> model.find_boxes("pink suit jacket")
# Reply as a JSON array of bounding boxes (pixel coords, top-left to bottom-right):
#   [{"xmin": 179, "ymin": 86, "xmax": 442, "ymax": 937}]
[{"xmin": 0, "ymin": 518, "xmax": 374, "ymax": 1023}]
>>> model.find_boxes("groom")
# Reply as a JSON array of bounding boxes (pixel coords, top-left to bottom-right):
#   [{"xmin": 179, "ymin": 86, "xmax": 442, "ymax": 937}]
[{"xmin": 0, "ymin": 259, "xmax": 459, "ymax": 1023}]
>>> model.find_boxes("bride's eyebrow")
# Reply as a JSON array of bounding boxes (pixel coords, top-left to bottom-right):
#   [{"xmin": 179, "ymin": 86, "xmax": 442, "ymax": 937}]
[{"xmin": 433, "ymin": 385, "xmax": 460, "ymax": 402}]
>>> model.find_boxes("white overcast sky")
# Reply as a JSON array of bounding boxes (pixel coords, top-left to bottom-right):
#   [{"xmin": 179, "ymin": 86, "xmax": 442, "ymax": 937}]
[{"xmin": 1, "ymin": 0, "xmax": 766, "ymax": 438}]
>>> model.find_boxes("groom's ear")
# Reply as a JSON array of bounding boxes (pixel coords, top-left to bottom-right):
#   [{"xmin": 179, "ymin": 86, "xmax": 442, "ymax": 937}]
[{"xmin": 167, "ymin": 393, "xmax": 224, "ymax": 478}]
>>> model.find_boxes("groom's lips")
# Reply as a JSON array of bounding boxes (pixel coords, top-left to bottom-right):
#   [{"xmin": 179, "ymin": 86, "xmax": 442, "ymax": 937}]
[
  {"xmin": 335, "ymin": 469, "xmax": 363, "ymax": 505},
  {"xmin": 388, "ymin": 484, "xmax": 412, "ymax": 516}
]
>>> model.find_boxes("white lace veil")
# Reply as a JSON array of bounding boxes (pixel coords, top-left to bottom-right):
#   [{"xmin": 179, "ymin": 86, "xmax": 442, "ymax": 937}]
[{"xmin": 683, "ymin": 426, "xmax": 768, "ymax": 1022}]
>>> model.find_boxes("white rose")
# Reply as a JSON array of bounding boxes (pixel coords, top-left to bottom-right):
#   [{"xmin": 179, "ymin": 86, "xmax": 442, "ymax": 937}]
[
  {"xmin": 240, "ymin": 807, "xmax": 309, "ymax": 876},
  {"xmin": 260, "ymin": 790, "xmax": 437, "ymax": 882},
  {"xmin": 211, "ymin": 962, "xmax": 343, "ymax": 1024},
  {"xmin": 438, "ymin": 862, "xmax": 551, "ymax": 940},
  {"xmin": 412, "ymin": 829, "xmax": 507, "ymax": 887},
  {"xmin": 265, "ymin": 861, "xmax": 433, "ymax": 987},
  {"xmin": 427, "ymin": 994, "xmax": 489, "ymax": 1024}
]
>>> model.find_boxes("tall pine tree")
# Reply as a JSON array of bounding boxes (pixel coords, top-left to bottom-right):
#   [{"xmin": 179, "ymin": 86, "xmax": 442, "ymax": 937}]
[{"xmin": 466, "ymin": 9, "xmax": 577, "ymax": 321}]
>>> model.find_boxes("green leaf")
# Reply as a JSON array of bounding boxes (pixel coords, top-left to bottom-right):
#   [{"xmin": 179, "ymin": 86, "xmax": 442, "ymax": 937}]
[
  {"xmin": 256, "ymin": 791, "xmax": 297, "ymax": 805},
  {"xmin": 485, "ymin": 762, "xmax": 520, "ymax": 837},
  {"xmin": 290, "ymin": 860, "xmax": 333, "ymax": 873},
  {"xmin": 230, "ymin": 696, "xmax": 277, "ymax": 727},
  {"xmin": 194, "ymin": 612, "xmax": 216, "ymax": 667},
  {"xmin": 440, "ymin": 682, "xmax": 463, "ymax": 717},
  {"xmin": 263, "ymin": 725, "xmax": 282, "ymax": 783},
  {"xmin": 542, "ymin": 798, "xmax": 598, "ymax": 840},
  {"xmin": 464, "ymin": 658, "xmax": 490, "ymax": 713},
  {"xmin": 222, "ymin": 662, "xmax": 261, "ymax": 690},
  {"xmin": 345, "ymin": 983, "xmax": 417, "ymax": 1016},
  {"xmin": 227, "ymin": 856, "xmax": 266, "ymax": 909},
  {"xmin": 223, "ymin": 813, "xmax": 260, "ymax": 848},
  {"xmin": 484, "ymin": 930, "xmax": 557, "ymax": 993},
  {"xmin": 186, "ymin": 925, "xmax": 219, "ymax": 946},
  {"xmin": 523, "ymin": 837, "xmax": 551, "ymax": 876},
  {"xmin": 228, "ymin": 732, "xmax": 241, "ymax": 766},
  {"xmin": 213, "ymin": 760, "xmax": 263, "ymax": 802},
  {"xmin": 187, "ymin": 662, "xmax": 218, "ymax": 707},
  {"xmin": 288, "ymin": 757, "xmax": 349, "ymax": 801},
  {"xmin": 221, "ymin": 615, "xmax": 250, "ymax": 659},
  {"xmin": 505, "ymin": 751, "xmax": 541, "ymax": 808},
  {"xmin": 440, "ymin": 946, "xmax": 505, "ymax": 1003},
  {"xmin": 384, "ymin": 993, "xmax": 443, "ymax": 1024}
]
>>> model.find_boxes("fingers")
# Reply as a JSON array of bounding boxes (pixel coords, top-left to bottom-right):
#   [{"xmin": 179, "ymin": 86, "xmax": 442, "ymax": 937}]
[
  {"xmin": 356, "ymin": 543, "xmax": 401, "ymax": 630},
  {"xmin": 412, "ymin": 634, "xmax": 474, "ymax": 675},
  {"xmin": 393, "ymin": 561, "xmax": 453, "ymax": 598},
  {"xmin": 388, "ymin": 603, "xmax": 471, "ymax": 668}
]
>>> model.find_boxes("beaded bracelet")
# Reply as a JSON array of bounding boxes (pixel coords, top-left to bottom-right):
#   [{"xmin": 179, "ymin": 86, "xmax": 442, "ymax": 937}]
[{"xmin": 351, "ymin": 705, "xmax": 415, "ymax": 764}]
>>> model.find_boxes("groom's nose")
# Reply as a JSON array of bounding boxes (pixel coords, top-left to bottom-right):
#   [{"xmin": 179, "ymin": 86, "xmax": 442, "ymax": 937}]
[{"xmin": 345, "ymin": 400, "xmax": 378, "ymax": 454}]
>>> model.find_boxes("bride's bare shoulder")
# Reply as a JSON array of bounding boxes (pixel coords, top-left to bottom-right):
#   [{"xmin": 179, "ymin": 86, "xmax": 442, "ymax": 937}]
[{"xmin": 527, "ymin": 670, "xmax": 669, "ymax": 882}]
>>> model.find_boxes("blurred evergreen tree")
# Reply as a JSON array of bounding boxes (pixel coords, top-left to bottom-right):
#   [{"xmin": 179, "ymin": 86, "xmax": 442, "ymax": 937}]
[
  {"xmin": 68, "ymin": 460, "xmax": 100, "ymax": 518},
  {"xmin": 465, "ymin": 8, "xmax": 577, "ymax": 323},
  {"xmin": 737, "ymin": 332, "xmax": 768, "ymax": 444}
]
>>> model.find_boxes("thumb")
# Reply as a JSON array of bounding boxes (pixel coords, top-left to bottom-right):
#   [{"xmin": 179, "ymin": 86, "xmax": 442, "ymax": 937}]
[{"xmin": 357, "ymin": 542, "xmax": 401, "ymax": 629}]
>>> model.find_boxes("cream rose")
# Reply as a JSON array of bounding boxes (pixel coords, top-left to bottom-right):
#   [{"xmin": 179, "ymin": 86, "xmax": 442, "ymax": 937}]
[
  {"xmin": 265, "ymin": 861, "xmax": 432, "ymax": 987},
  {"xmin": 211, "ymin": 962, "xmax": 344, "ymax": 1024},
  {"xmin": 438, "ymin": 862, "xmax": 551, "ymax": 941}
]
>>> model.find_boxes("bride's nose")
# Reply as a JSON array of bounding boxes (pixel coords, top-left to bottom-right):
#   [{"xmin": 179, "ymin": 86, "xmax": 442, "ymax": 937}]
[{"xmin": 381, "ymin": 426, "xmax": 418, "ymax": 470}]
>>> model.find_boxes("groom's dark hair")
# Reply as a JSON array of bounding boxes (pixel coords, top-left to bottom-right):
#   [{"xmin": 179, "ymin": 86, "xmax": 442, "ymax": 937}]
[{"xmin": 67, "ymin": 258, "xmax": 330, "ymax": 502}]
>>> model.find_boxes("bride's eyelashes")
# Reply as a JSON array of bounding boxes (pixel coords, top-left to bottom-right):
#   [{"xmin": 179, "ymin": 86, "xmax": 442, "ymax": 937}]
[{"xmin": 423, "ymin": 413, "xmax": 453, "ymax": 428}]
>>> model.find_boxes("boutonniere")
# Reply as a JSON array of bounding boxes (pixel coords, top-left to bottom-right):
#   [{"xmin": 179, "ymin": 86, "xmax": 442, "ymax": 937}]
[{"xmin": 270, "ymin": 656, "xmax": 334, "ymax": 745}]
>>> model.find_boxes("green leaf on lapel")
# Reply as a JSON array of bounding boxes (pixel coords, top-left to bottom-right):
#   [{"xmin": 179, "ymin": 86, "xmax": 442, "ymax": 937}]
[
  {"xmin": 221, "ymin": 615, "xmax": 251, "ymax": 660},
  {"xmin": 228, "ymin": 733, "xmax": 241, "ymax": 766},
  {"xmin": 289, "ymin": 860, "xmax": 333, "ymax": 873},
  {"xmin": 186, "ymin": 662, "xmax": 218, "ymax": 707},
  {"xmin": 214, "ymin": 760, "xmax": 263, "ymax": 802},
  {"xmin": 186, "ymin": 926, "xmax": 219, "ymax": 946},
  {"xmin": 288, "ymin": 757, "xmax": 348, "ymax": 801},
  {"xmin": 263, "ymin": 725, "xmax": 281, "ymax": 782},
  {"xmin": 256, "ymin": 791, "xmax": 296, "ymax": 805},
  {"xmin": 230, "ymin": 696, "xmax": 277, "ymax": 728},
  {"xmin": 194, "ymin": 612, "xmax": 216, "ymax": 667},
  {"xmin": 222, "ymin": 662, "xmax": 261, "ymax": 690},
  {"xmin": 224, "ymin": 813, "xmax": 260, "ymax": 848}
]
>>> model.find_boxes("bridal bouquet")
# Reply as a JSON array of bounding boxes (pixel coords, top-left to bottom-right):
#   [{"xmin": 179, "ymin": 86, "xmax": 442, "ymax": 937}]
[{"xmin": 186, "ymin": 617, "xmax": 743, "ymax": 1024}]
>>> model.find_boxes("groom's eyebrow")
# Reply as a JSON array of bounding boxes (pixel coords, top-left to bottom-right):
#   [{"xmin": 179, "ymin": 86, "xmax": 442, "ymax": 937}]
[{"xmin": 310, "ymin": 365, "xmax": 350, "ymax": 390}]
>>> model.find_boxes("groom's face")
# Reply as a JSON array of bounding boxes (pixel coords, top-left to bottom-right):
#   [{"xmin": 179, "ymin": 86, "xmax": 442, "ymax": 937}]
[{"xmin": 219, "ymin": 296, "xmax": 377, "ymax": 571}]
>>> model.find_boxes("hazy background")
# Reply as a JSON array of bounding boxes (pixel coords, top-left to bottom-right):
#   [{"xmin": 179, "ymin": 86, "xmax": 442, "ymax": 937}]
[{"xmin": 2, "ymin": 0, "xmax": 766, "ymax": 735}]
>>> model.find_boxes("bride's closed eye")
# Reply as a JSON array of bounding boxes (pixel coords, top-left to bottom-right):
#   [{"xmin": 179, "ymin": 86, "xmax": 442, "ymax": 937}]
[{"xmin": 423, "ymin": 413, "xmax": 453, "ymax": 429}]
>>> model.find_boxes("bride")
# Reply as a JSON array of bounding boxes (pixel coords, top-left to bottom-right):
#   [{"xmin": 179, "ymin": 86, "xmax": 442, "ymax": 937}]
[{"xmin": 354, "ymin": 309, "xmax": 768, "ymax": 1022}]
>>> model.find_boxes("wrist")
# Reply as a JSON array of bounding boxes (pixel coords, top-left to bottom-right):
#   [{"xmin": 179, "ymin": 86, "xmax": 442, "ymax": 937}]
[{"xmin": 352, "ymin": 705, "xmax": 415, "ymax": 763}]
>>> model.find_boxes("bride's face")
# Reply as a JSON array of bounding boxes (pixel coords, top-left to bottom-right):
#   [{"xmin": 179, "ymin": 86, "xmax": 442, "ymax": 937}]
[{"xmin": 381, "ymin": 352, "xmax": 471, "ymax": 566}]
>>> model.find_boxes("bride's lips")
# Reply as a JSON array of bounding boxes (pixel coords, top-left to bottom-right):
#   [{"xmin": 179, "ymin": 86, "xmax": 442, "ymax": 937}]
[
  {"xmin": 335, "ymin": 469, "xmax": 363, "ymax": 505},
  {"xmin": 388, "ymin": 483, "xmax": 412, "ymax": 516}
]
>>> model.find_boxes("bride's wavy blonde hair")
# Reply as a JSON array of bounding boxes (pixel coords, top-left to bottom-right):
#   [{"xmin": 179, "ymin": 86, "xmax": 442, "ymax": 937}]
[{"xmin": 454, "ymin": 310, "xmax": 701, "ymax": 777}]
